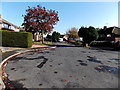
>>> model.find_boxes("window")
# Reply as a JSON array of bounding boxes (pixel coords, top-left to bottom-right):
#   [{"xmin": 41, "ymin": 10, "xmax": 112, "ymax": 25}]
[{"xmin": 107, "ymin": 34, "xmax": 111, "ymax": 37}]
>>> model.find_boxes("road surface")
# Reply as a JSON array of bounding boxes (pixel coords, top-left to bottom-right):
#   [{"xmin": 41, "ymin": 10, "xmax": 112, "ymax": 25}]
[{"xmin": 5, "ymin": 43, "xmax": 119, "ymax": 89}]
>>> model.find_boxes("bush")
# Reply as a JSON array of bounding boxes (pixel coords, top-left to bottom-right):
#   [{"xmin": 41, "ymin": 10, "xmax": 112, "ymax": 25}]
[
  {"xmin": 75, "ymin": 41, "xmax": 83, "ymax": 45},
  {"xmin": 0, "ymin": 30, "xmax": 32, "ymax": 48},
  {"xmin": 67, "ymin": 40, "xmax": 76, "ymax": 43},
  {"xmin": 67, "ymin": 40, "xmax": 84, "ymax": 46},
  {"xmin": 90, "ymin": 41, "xmax": 112, "ymax": 47},
  {"xmin": 44, "ymin": 38, "xmax": 52, "ymax": 41}
]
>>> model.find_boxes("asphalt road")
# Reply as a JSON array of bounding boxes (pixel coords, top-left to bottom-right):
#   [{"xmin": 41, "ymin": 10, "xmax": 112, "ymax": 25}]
[{"xmin": 5, "ymin": 43, "xmax": 119, "ymax": 89}]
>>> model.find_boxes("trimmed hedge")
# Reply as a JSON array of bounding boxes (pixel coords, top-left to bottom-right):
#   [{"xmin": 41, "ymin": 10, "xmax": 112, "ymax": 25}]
[
  {"xmin": 90, "ymin": 41, "xmax": 112, "ymax": 47},
  {"xmin": 0, "ymin": 30, "xmax": 32, "ymax": 48}
]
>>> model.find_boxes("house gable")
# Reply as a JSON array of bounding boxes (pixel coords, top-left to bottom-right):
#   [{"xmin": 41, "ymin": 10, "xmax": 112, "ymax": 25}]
[{"xmin": 112, "ymin": 27, "xmax": 120, "ymax": 35}]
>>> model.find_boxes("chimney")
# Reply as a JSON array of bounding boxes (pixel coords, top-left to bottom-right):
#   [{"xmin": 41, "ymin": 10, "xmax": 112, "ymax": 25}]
[{"xmin": 103, "ymin": 26, "xmax": 107, "ymax": 30}]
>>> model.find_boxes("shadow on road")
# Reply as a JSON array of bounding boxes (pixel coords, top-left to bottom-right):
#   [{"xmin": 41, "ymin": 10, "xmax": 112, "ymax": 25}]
[
  {"xmin": 11, "ymin": 56, "xmax": 48, "ymax": 61},
  {"xmin": 95, "ymin": 65, "xmax": 120, "ymax": 76},
  {"xmin": 90, "ymin": 47, "xmax": 120, "ymax": 51},
  {"xmin": 50, "ymin": 44, "xmax": 81, "ymax": 47}
]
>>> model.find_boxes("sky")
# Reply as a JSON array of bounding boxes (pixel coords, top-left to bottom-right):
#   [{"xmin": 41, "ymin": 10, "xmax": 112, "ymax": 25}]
[{"xmin": 1, "ymin": 2, "xmax": 118, "ymax": 34}]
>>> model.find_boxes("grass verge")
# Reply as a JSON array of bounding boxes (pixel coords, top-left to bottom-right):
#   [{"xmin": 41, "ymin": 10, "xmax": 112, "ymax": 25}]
[{"xmin": 33, "ymin": 41, "xmax": 54, "ymax": 46}]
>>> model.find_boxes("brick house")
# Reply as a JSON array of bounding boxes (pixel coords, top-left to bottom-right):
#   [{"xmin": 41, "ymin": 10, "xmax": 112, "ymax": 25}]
[{"xmin": 98, "ymin": 26, "xmax": 120, "ymax": 42}]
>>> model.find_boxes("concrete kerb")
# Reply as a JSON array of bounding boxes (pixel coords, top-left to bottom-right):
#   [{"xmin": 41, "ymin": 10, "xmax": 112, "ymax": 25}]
[{"xmin": 0, "ymin": 46, "xmax": 56, "ymax": 90}]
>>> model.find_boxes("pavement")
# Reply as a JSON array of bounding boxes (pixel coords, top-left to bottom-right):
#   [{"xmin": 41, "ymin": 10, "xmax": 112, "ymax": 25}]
[
  {"xmin": 0, "ymin": 44, "xmax": 48, "ymax": 53},
  {"xmin": 4, "ymin": 43, "xmax": 119, "ymax": 89}
]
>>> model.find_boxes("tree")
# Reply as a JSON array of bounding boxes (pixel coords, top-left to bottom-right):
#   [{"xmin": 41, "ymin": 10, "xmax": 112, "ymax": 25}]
[
  {"xmin": 45, "ymin": 34, "xmax": 52, "ymax": 41},
  {"xmin": 22, "ymin": 5, "xmax": 59, "ymax": 43},
  {"xmin": 66, "ymin": 27, "xmax": 79, "ymax": 39},
  {"xmin": 52, "ymin": 31, "xmax": 60, "ymax": 42},
  {"xmin": 78, "ymin": 26, "xmax": 99, "ymax": 45}
]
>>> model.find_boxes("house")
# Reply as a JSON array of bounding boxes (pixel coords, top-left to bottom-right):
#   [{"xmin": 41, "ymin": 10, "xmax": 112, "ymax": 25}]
[
  {"xmin": 0, "ymin": 15, "xmax": 24, "ymax": 32},
  {"xmin": 98, "ymin": 26, "xmax": 120, "ymax": 42},
  {"xmin": 0, "ymin": 15, "xmax": 41, "ymax": 41},
  {"xmin": 33, "ymin": 32, "xmax": 42, "ymax": 41},
  {"xmin": 57, "ymin": 34, "xmax": 69, "ymax": 42}
]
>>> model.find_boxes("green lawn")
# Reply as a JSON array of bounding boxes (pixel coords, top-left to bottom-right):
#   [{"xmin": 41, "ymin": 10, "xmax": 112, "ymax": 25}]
[{"xmin": 33, "ymin": 41, "xmax": 54, "ymax": 46}]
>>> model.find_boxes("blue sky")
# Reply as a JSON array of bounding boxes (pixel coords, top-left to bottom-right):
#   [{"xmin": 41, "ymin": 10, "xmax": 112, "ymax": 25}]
[{"xmin": 1, "ymin": 2, "xmax": 118, "ymax": 34}]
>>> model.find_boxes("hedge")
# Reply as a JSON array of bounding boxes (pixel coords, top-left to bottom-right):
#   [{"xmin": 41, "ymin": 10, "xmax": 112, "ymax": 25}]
[
  {"xmin": 89, "ymin": 41, "xmax": 112, "ymax": 47},
  {"xmin": 0, "ymin": 30, "xmax": 32, "ymax": 48}
]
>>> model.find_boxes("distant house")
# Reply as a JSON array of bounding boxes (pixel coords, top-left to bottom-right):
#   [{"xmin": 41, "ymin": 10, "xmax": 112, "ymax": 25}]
[
  {"xmin": 58, "ymin": 34, "xmax": 69, "ymax": 42},
  {"xmin": 63, "ymin": 35, "xmax": 69, "ymax": 41},
  {"xmin": 58, "ymin": 35, "xmax": 66, "ymax": 42},
  {"xmin": 98, "ymin": 26, "xmax": 120, "ymax": 42},
  {"xmin": 61, "ymin": 34, "xmax": 68, "ymax": 41},
  {"xmin": 33, "ymin": 32, "xmax": 42, "ymax": 41}
]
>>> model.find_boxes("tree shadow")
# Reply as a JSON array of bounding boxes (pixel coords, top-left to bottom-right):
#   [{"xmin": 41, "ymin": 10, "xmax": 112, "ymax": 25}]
[
  {"xmin": 37, "ymin": 58, "xmax": 48, "ymax": 68},
  {"xmin": 95, "ymin": 65, "xmax": 120, "ymax": 76},
  {"xmin": 50, "ymin": 44, "xmax": 81, "ymax": 47},
  {"xmin": 10, "ymin": 56, "xmax": 48, "ymax": 61},
  {"xmin": 87, "ymin": 56, "xmax": 102, "ymax": 64},
  {"xmin": 110, "ymin": 58, "xmax": 120, "ymax": 63},
  {"xmin": 90, "ymin": 47, "xmax": 120, "ymax": 51}
]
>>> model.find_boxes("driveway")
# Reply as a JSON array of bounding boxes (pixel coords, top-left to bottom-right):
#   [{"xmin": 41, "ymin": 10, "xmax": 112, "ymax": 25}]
[{"xmin": 5, "ymin": 43, "xmax": 119, "ymax": 89}]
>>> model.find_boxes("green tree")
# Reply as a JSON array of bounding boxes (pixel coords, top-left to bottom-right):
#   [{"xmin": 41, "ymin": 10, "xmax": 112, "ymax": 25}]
[
  {"xmin": 66, "ymin": 27, "xmax": 79, "ymax": 39},
  {"xmin": 52, "ymin": 31, "xmax": 60, "ymax": 42},
  {"xmin": 78, "ymin": 26, "xmax": 99, "ymax": 46},
  {"xmin": 45, "ymin": 34, "xmax": 52, "ymax": 41}
]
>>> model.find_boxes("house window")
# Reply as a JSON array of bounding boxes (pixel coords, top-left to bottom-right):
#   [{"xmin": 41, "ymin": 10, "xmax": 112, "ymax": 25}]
[{"xmin": 107, "ymin": 34, "xmax": 111, "ymax": 37}]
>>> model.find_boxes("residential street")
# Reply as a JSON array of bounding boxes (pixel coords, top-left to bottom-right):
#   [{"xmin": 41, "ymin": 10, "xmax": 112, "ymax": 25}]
[{"xmin": 5, "ymin": 43, "xmax": 119, "ymax": 89}]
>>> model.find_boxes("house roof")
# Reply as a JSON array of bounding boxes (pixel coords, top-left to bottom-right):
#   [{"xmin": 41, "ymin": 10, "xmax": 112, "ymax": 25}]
[
  {"xmin": 112, "ymin": 27, "xmax": 120, "ymax": 35},
  {"xmin": 2, "ymin": 19, "xmax": 20, "ymax": 29},
  {"xmin": 104, "ymin": 27, "xmax": 114, "ymax": 34},
  {"xmin": 98, "ymin": 26, "xmax": 120, "ymax": 35}
]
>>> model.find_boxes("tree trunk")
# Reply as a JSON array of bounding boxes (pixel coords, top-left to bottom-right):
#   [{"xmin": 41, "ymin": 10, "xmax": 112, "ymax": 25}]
[
  {"xmin": 32, "ymin": 32, "xmax": 35, "ymax": 42},
  {"xmin": 85, "ymin": 43, "xmax": 91, "ymax": 48},
  {"xmin": 41, "ymin": 30, "xmax": 44, "ymax": 44},
  {"xmin": 85, "ymin": 43, "xmax": 89, "ymax": 47}
]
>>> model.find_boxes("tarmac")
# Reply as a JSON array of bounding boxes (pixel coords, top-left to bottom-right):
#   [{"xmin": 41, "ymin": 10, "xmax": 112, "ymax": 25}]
[{"xmin": 0, "ymin": 44, "xmax": 49, "ymax": 90}]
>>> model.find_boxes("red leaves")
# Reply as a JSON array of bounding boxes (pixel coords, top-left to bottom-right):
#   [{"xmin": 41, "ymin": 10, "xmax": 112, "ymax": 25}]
[{"xmin": 22, "ymin": 5, "xmax": 59, "ymax": 34}]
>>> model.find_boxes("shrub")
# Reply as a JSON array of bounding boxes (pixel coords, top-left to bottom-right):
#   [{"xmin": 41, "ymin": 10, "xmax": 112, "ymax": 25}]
[
  {"xmin": 0, "ymin": 30, "xmax": 32, "ymax": 48},
  {"xmin": 67, "ymin": 40, "xmax": 76, "ymax": 43},
  {"xmin": 90, "ymin": 41, "xmax": 112, "ymax": 47},
  {"xmin": 76, "ymin": 41, "xmax": 83, "ymax": 45},
  {"xmin": 44, "ymin": 38, "xmax": 52, "ymax": 41}
]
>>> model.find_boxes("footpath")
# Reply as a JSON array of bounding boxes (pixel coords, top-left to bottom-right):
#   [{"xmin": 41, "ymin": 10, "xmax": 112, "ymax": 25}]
[
  {"xmin": 0, "ymin": 44, "xmax": 53, "ymax": 90},
  {"xmin": 0, "ymin": 44, "xmax": 48, "ymax": 53}
]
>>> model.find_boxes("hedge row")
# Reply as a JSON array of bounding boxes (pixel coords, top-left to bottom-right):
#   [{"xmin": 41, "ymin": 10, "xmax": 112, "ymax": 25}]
[
  {"xmin": 90, "ymin": 41, "xmax": 112, "ymax": 47},
  {"xmin": 67, "ymin": 40, "xmax": 84, "ymax": 46},
  {"xmin": 0, "ymin": 30, "xmax": 32, "ymax": 48}
]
